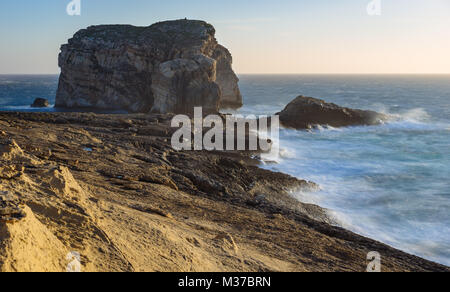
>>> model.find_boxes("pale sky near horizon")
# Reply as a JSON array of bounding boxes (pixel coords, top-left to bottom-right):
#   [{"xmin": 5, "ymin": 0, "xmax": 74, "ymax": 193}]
[{"xmin": 0, "ymin": 0, "xmax": 449, "ymax": 74}]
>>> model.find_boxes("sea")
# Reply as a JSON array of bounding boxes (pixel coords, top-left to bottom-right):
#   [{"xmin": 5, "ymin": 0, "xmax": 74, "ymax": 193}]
[{"xmin": 1, "ymin": 74, "xmax": 449, "ymax": 266}]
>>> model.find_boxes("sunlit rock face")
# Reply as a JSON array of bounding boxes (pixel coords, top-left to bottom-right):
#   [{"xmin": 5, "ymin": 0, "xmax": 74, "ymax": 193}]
[{"xmin": 56, "ymin": 19, "xmax": 242, "ymax": 114}]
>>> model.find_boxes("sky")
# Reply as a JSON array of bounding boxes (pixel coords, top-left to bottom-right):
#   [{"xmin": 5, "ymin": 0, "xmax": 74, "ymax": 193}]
[{"xmin": 0, "ymin": 0, "xmax": 449, "ymax": 74}]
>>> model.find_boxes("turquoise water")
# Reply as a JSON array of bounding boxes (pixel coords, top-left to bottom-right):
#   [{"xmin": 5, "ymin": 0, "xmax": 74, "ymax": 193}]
[{"xmin": 1, "ymin": 74, "xmax": 449, "ymax": 266}]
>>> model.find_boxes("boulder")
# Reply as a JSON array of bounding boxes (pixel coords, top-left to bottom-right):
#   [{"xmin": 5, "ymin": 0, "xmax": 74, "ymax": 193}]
[
  {"xmin": 277, "ymin": 96, "xmax": 387, "ymax": 129},
  {"xmin": 55, "ymin": 19, "xmax": 242, "ymax": 114},
  {"xmin": 31, "ymin": 98, "xmax": 49, "ymax": 108}
]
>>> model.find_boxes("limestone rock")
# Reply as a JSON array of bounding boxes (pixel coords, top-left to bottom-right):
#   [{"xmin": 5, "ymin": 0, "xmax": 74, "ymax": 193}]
[
  {"xmin": 31, "ymin": 98, "xmax": 49, "ymax": 108},
  {"xmin": 215, "ymin": 232, "xmax": 238, "ymax": 253},
  {"xmin": 0, "ymin": 203, "xmax": 68, "ymax": 272},
  {"xmin": 0, "ymin": 165, "xmax": 24, "ymax": 179},
  {"xmin": 213, "ymin": 45, "xmax": 243, "ymax": 108},
  {"xmin": 55, "ymin": 19, "xmax": 242, "ymax": 114},
  {"xmin": 0, "ymin": 192, "xmax": 26, "ymax": 223},
  {"xmin": 1, "ymin": 111, "xmax": 448, "ymax": 272},
  {"xmin": 277, "ymin": 96, "xmax": 387, "ymax": 129},
  {"xmin": 0, "ymin": 139, "xmax": 24, "ymax": 160},
  {"xmin": 0, "ymin": 138, "xmax": 40, "ymax": 166}
]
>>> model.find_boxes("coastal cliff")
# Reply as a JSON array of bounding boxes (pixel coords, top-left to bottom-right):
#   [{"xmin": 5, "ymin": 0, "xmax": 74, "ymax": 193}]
[{"xmin": 55, "ymin": 20, "xmax": 242, "ymax": 114}]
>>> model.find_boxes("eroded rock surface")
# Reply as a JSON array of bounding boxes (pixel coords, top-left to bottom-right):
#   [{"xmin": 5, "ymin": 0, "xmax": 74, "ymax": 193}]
[
  {"xmin": 0, "ymin": 112, "xmax": 447, "ymax": 272},
  {"xmin": 0, "ymin": 192, "xmax": 26, "ymax": 223},
  {"xmin": 56, "ymin": 20, "xmax": 242, "ymax": 114},
  {"xmin": 278, "ymin": 96, "xmax": 387, "ymax": 129}
]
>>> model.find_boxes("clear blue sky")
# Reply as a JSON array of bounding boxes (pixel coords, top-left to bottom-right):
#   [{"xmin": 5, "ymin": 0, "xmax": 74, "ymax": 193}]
[{"xmin": 0, "ymin": 0, "xmax": 449, "ymax": 74}]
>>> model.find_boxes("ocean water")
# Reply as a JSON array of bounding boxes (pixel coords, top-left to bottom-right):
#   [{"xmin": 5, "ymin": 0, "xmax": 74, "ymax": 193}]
[
  {"xmin": 1, "ymin": 74, "xmax": 449, "ymax": 266},
  {"xmin": 234, "ymin": 74, "xmax": 450, "ymax": 267},
  {"xmin": 0, "ymin": 75, "xmax": 58, "ymax": 112}
]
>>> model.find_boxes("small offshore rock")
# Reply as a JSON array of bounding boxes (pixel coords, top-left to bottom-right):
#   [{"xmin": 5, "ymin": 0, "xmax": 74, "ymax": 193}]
[
  {"xmin": 277, "ymin": 95, "xmax": 387, "ymax": 129},
  {"xmin": 31, "ymin": 98, "xmax": 49, "ymax": 108}
]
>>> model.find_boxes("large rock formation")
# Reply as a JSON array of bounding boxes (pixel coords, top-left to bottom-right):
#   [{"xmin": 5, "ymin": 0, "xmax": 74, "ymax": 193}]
[
  {"xmin": 278, "ymin": 96, "xmax": 387, "ymax": 129},
  {"xmin": 55, "ymin": 20, "xmax": 242, "ymax": 114}
]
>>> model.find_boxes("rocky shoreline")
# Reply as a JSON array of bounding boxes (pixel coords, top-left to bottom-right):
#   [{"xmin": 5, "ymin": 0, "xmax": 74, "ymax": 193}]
[{"xmin": 1, "ymin": 111, "xmax": 448, "ymax": 272}]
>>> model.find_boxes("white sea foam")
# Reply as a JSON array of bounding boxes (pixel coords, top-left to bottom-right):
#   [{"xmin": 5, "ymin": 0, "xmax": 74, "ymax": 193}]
[
  {"xmin": 383, "ymin": 107, "xmax": 431, "ymax": 124},
  {"xmin": 2, "ymin": 104, "xmax": 55, "ymax": 110},
  {"xmin": 279, "ymin": 148, "xmax": 295, "ymax": 159},
  {"xmin": 0, "ymin": 81, "xmax": 18, "ymax": 85},
  {"xmin": 3, "ymin": 105, "xmax": 32, "ymax": 110},
  {"xmin": 399, "ymin": 108, "xmax": 431, "ymax": 123}
]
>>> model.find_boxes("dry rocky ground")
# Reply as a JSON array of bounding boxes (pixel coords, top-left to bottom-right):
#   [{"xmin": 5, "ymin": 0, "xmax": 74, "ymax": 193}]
[{"xmin": 0, "ymin": 112, "xmax": 448, "ymax": 272}]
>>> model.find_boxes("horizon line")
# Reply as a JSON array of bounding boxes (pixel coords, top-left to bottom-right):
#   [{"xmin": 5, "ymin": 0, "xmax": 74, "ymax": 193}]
[{"xmin": 1, "ymin": 73, "xmax": 450, "ymax": 76}]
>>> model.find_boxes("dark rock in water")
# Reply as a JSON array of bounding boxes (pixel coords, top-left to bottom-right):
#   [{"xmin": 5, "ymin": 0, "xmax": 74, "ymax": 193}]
[
  {"xmin": 55, "ymin": 19, "xmax": 242, "ymax": 114},
  {"xmin": 277, "ymin": 96, "xmax": 387, "ymax": 129},
  {"xmin": 31, "ymin": 98, "xmax": 49, "ymax": 108}
]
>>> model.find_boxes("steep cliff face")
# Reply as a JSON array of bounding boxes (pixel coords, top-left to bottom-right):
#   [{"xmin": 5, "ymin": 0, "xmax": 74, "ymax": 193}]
[
  {"xmin": 55, "ymin": 20, "xmax": 242, "ymax": 114},
  {"xmin": 213, "ymin": 45, "xmax": 243, "ymax": 108}
]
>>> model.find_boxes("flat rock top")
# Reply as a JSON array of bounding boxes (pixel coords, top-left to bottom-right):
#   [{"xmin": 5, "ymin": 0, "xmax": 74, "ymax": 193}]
[
  {"xmin": 69, "ymin": 19, "xmax": 215, "ymax": 46},
  {"xmin": 284, "ymin": 96, "xmax": 349, "ymax": 110},
  {"xmin": 281, "ymin": 95, "xmax": 377, "ymax": 113}
]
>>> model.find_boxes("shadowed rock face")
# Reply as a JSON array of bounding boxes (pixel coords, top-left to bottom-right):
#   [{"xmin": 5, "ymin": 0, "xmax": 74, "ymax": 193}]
[
  {"xmin": 213, "ymin": 45, "xmax": 243, "ymax": 109},
  {"xmin": 55, "ymin": 20, "xmax": 242, "ymax": 114},
  {"xmin": 31, "ymin": 98, "xmax": 49, "ymax": 108},
  {"xmin": 277, "ymin": 96, "xmax": 387, "ymax": 129},
  {"xmin": 0, "ymin": 192, "xmax": 26, "ymax": 223}
]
